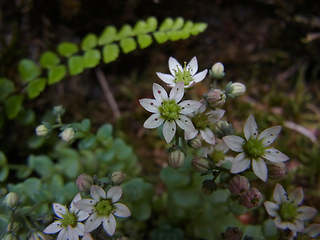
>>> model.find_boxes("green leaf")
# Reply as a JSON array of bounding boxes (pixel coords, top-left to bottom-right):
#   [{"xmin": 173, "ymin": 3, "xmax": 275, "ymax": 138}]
[
  {"xmin": 137, "ymin": 34, "xmax": 153, "ymax": 49},
  {"xmin": 97, "ymin": 124, "xmax": 113, "ymax": 146},
  {"xmin": 117, "ymin": 24, "xmax": 133, "ymax": 39},
  {"xmin": 78, "ymin": 135, "xmax": 97, "ymax": 150},
  {"xmin": 39, "ymin": 51, "xmax": 60, "ymax": 68},
  {"xmin": 243, "ymin": 225, "xmax": 264, "ymax": 240},
  {"xmin": 172, "ymin": 188, "xmax": 199, "ymax": 208},
  {"xmin": 28, "ymin": 155, "xmax": 54, "ymax": 178},
  {"xmin": 18, "ymin": 108, "xmax": 35, "ymax": 125},
  {"xmin": 131, "ymin": 200, "xmax": 151, "ymax": 221},
  {"xmin": 113, "ymin": 138, "xmax": 132, "ymax": 160},
  {"xmin": 160, "ymin": 167, "xmax": 190, "ymax": 188},
  {"xmin": 81, "ymin": 33, "xmax": 98, "ymax": 51},
  {"xmin": 5, "ymin": 94, "xmax": 23, "ymax": 119},
  {"xmin": 262, "ymin": 219, "xmax": 278, "ymax": 238},
  {"xmin": 60, "ymin": 158, "xmax": 80, "ymax": 179},
  {"xmin": 18, "ymin": 59, "xmax": 41, "ymax": 82},
  {"xmin": 23, "ymin": 178, "xmax": 42, "ymax": 199},
  {"xmin": 68, "ymin": 55, "xmax": 84, "ymax": 75},
  {"xmin": 83, "ymin": 49, "xmax": 101, "ymax": 68},
  {"xmin": 172, "ymin": 17, "xmax": 184, "ymax": 30},
  {"xmin": 167, "ymin": 31, "xmax": 182, "ymax": 41},
  {"xmin": 73, "ymin": 118, "xmax": 91, "ymax": 132},
  {"xmin": 98, "ymin": 26, "xmax": 117, "ymax": 46},
  {"xmin": 0, "ymin": 165, "xmax": 9, "ymax": 182},
  {"xmin": 190, "ymin": 23, "xmax": 208, "ymax": 35},
  {"xmin": 119, "ymin": 37, "xmax": 137, "ymax": 54},
  {"xmin": 0, "ymin": 214, "xmax": 9, "ymax": 235},
  {"xmin": 159, "ymin": 18, "xmax": 174, "ymax": 31},
  {"xmin": 27, "ymin": 78, "xmax": 46, "ymax": 99},
  {"xmin": 123, "ymin": 178, "xmax": 144, "ymax": 201},
  {"xmin": 16, "ymin": 166, "xmax": 32, "ymax": 179},
  {"xmin": 153, "ymin": 32, "xmax": 168, "ymax": 44},
  {"xmin": 133, "ymin": 20, "xmax": 147, "ymax": 35},
  {"xmin": 146, "ymin": 17, "xmax": 158, "ymax": 32},
  {"xmin": 102, "ymin": 44, "xmax": 119, "ymax": 63},
  {"xmin": 57, "ymin": 42, "xmax": 79, "ymax": 57},
  {"xmin": 0, "ymin": 78, "xmax": 15, "ymax": 101},
  {"xmin": 0, "ymin": 151, "xmax": 7, "ymax": 166},
  {"xmin": 48, "ymin": 65, "xmax": 67, "ymax": 85}
]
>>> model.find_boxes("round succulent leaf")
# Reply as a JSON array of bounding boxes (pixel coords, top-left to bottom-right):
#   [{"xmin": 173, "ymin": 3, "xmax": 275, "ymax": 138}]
[
  {"xmin": 153, "ymin": 32, "xmax": 168, "ymax": 44},
  {"xmin": 171, "ymin": 188, "xmax": 199, "ymax": 208},
  {"xmin": 117, "ymin": 24, "xmax": 133, "ymax": 40},
  {"xmin": 27, "ymin": 78, "xmax": 46, "ymax": 99},
  {"xmin": 16, "ymin": 166, "xmax": 33, "ymax": 179},
  {"xmin": 39, "ymin": 51, "xmax": 60, "ymax": 68},
  {"xmin": 113, "ymin": 138, "xmax": 132, "ymax": 160},
  {"xmin": 81, "ymin": 33, "xmax": 98, "ymax": 51},
  {"xmin": 159, "ymin": 18, "xmax": 174, "ymax": 31},
  {"xmin": 123, "ymin": 178, "xmax": 145, "ymax": 201},
  {"xmin": 0, "ymin": 78, "xmax": 14, "ymax": 101},
  {"xmin": 5, "ymin": 94, "xmax": 23, "ymax": 119},
  {"xmin": 68, "ymin": 55, "xmax": 84, "ymax": 75},
  {"xmin": 28, "ymin": 135, "xmax": 46, "ymax": 149},
  {"xmin": 18, "ymin": 59, "xmax": 41, "ymax": 82},
  {"xmin": 83, "ymin": 49, "xmax": 101, "ymax": 68},
  {"xmin": 98, "ymin": 25, "xmax": 117, "ymax": 45},
  {"xmin": 48, "ymin": 65, "xmax": 67, "ymax": 85},
  {"xmin": 146, "ymin": 17, "xmax": 158, "ymax": 32},
  {"xmin": 131, "ymin": 200, "xmax": 151, "ymax": 221},
  {"xmin": 78, "ymin": 135, "xmax": 97, "ymax": 150},
  {"xmin": 133, "ymin": 20, "xmax": 147, "ymax": 35},
  {"xmin": 97, "ymin": 124, "xmax": 113, "ymax": 145},
  {"xmin": 137, "ymin": 34, "xmax": 153, "ymax": 49},
  {"xmin": 119, "ymin": 37, "xmax": 137, "ymax": 54},
  {"xmin": 57, "ymin": 42, "xmax": 79, "ymax": 57},
  {"xmin": 160, "ymin": 167, "xmax": 190, "ymax": 188},
  {"xmin": 102, "ymin": 44, "xmax": 119, "ymax": 63},
  {"xmin": 28, "ymin": 155, "xmax": 54, "ymax": 178},
  {"xmin": 22, "ymin": 178, "xmax": 42, "ymax": 198}
]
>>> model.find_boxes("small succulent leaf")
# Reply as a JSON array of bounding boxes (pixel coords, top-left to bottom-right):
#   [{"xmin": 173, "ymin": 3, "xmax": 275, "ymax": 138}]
[
  {"xmin": 117, "ymin": 24, "xmax": 133, "ymax": 40},
  {"xmin": 81, "ymin": 33, "xmax": 98, "ymax": 51},
  {"xmin": 159, "ymin": 18, "xmax": 174, "ymax": 31},
  {"xmin": 153, "ymin": 32, "xmax": 168, "ymax": 44},
  {"xmin": 98, "ymin": 26, "xmax": 117, "ymax": 45},
  {"xmin": 119, "ymin": 38, "xmax": 137, "ymax": 54},
  {"xmin": 145, "ymin": 17, "xmax": 158, "ymax": 32},
  {"xmin": 137, "ymin": 34, "xmax": 153, "ymax": 49},
  {"xmin": 83, "ymin": 49, "xmax": 101, "ymax": 68},
  {"xmin": 102, "ymin": 44, "xmax": 119, "ymax": 63}
]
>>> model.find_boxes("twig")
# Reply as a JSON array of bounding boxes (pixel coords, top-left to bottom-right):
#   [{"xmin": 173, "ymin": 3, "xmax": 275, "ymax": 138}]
[{"xmin": 95, "ymin": 68, "xmax": 121, "ymax": 120}]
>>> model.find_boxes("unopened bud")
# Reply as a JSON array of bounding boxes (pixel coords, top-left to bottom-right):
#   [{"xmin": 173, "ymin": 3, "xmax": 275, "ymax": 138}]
[
  {"xmin": 188, "ymin": 137, "xmax": 202, "ymax": 149},
  {"xmin": 29, "ymin": 231, "xmax": 51, "ymax": 240},
  {"xmin": 76, "ymin": 174, "xmax": 93, "ymax": 193},
  {"xmin": 168, "ymin": 150, "xmax": 185, "ymax": 169},
  {"xmin": 228, "ymin": 175, "xmax": 250, "ymax": 195},
  {"xmin": 206, "ymin": 89, "xmax": 226, "ymax": 108},
  {"xmin": 240, "ymin": 187, "xmax": 262, "ymax": 208},
  {"xmin": 216, "ymin": 120, "xmax": 234, "ymax": 138},
  {"xmin": 60, "ymin": 127, "xmax": 75, "ymax": 143},
  {"xmin": 211, "ymin": 62, "xmax": 225, "ymax": 79},
  {"xmin": 53, "ymin": 105, "xmax": 65, "ymax": 116},
  {"xmin": 202, "ymin": 179, "xmax": 217, "ymax": 195},
  {"xmin": 229, "ymin": 82, "xmax": 246, "ymax": 97},
  {"xmin": 111, "ymin": 171, "xmax": 125, "ymax": 184},
  {"xmin": 35, "ymin": 124, "xmax": 49, "ymax": 137},
  {"xmin": 192, "ymin": 157, "xmax": 210, "ymax": 173},
  {"xmin": 267, "ymin": 162, "xmax": 286, "ymax": 180},
  {"xmin": 221, "ymin": 227, "xmax": 243, "ymax": 240},
  {"xmin": 4, "ymin": 192, "xmax": 19, "ymax": 208}
]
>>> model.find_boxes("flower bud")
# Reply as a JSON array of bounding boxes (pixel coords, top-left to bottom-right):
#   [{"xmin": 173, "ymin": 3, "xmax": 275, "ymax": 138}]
[
  {"xmin": 35, "ymin": 124, "xmax": 49, "ymax": 137},
  {"xmin": 230, "ymin": 82, "xmax": 246, "ymax": 97},
  {"xmin": 221, "ymin": 227, "xmax": 243, "ymax": 240},
  {"xmin": 60, "ymin": 127, "xmax": 75, "ymax": 143},
  {"xmin": 111, "ymin": 171, "xmax": 125, "ymax": 184},
  {"xmin": 215, "ymin": 120, "xmax": 234, "ymax": 138},
  {"xmin": 211, "ymin": 62, "xmax": 225, "ymax": 79},
  {"xmin": 240, "ymin": 187, "xmax": 262, "ymax": 208},
  {"xmin": 29, "ymin": 231, "xmax": 51, "ymax": 240},
  {"xmin": 228, "ymin": 175, "xmax": 250, "ymax": 195},
  {"xmin": 202, "ymin": 179, "xmax": 217, "ymax": 195},
  {"xmin": 267, "ymin": 162, "xmax": 286, "ymax": 180},
  {"xmin": 188, "ymin": 137, "xmax": 202, "ymax": 149},
  {"xmin": 4, "ymin": 192, "xmax": 19, "ymax": 208},
  {"xmin": 168, "ymin": 150, "xmax": 185, "ymax": 169},
  {"xmin": 53, "ymin": 105, "xmax": 65, "ymax": 116},
  {"xmin": 206, "ymin": 89, "xmax": 226, "ymax": 108},
  {"xmin": 192, "ymin": 156, "xmax": 210, "ymax": 173},
  {"xmin": 76, "ymin": 174, "xmax": 93, "ymax": 193}
]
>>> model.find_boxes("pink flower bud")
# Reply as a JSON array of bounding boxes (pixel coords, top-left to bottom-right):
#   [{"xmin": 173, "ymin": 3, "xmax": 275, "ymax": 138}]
[
  {"xmin": 228, "ymin": 175, "xmax": 250, "ymax": 195},
  {"xmin": 76, "ymin": 174, "xmax": 93, "ymax": 193},
  {"xmin": 206, "ymin": 89, "xmax": 226, "ymax": 108},
  {"xmin": 240, "ymin": 187, "xmax": 262, "ymax": 208}
]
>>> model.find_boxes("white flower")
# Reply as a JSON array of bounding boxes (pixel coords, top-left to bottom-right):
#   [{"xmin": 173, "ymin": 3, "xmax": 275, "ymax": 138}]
[
  {"xmin": 139, "ymin": 82, "xmax": 201, "ymax": 143},
  {"xmin": 264, "ymin": 183, "xmax": 317, "ymax": 233},
  {"xmin": 75, "ymin": 185, "xmax": 131, "ymax": 237},
  {"xmin": 223, "ymin": 114, "xmax": 289, "ymax": 181},
  {"xmin": 206, "ymin": 140, "xmax": 230, "ymax": 166},
  {"xmin": 185, "ymin": 102, "xmax": 225, "ymax": 145},
  {"xmin": 43, "ymin": 193, "xmax": 90, "ymax": 240},
  {"xmin": 156, "ymin": 56, "xmax": 208, "ymax": 88}
]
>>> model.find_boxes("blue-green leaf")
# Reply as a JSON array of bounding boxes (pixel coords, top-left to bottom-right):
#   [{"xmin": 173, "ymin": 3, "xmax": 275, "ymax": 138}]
[
  {"xmin": 99, "ymin": 26, "xmax": 117, "ymax": 46},
  {"xmin": 120, "ymin": 38, "xmax": 137, "ymax": 53},
  {"xmin": 68, "ymin": 55, "xmax": 84, "ymax": 75},
  {"xmin": 27, "ymin": 78, "xmax": 46, "ymax": 99},
  {"xmin": 5, "ymin": 94, "xmax": 24, "ymax": 119},
  {"xmin": 102, "ymin": 44, "xmax": 119, "ymax": 63},
  {"xmin": 81, "ymin": 34, "xmax": 98, "ymax": 51},
  {"xmin": 39, "ymin": 51, "xmax": 60, "ymax": 68},
  {"xmin": 28, "ymin": 155, "xmax": 54, "ymax": 178},
  {"xmin": 0, "ymin": 78, "xmax": 14, "ymax": 101},
  {"xmin": 18, "ymin": 59, "xmax": 41, "ymax": 82},
  {"xmin": 83, "ymin": 49, "xmax": 101, "ymax": 68},
  {"xmin": 48, "ymin": 65, "xmax": 67, "ymax": 85},
  {"xmin": 137, "ymin": 34, "xmax": 153, "ymax": 49},
  {"xmin": 57, "ymin": 42, "xmax": 79, "ymax": 57}
]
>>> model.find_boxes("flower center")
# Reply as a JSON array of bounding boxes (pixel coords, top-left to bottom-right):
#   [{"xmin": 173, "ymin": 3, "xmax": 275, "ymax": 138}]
[
  {"xmin": 242, "ymin": 138, "xmax": 266, "ymax": 159},
  {"xmin": 173, "ymin": 62, "xmax": 193, "ymax": 86},
  {"xmin": 192, "ymin": 113, "xmax": 208, "ymax": 130},
  {"xmin": 61, "ymin": 212, "xmax": 78, "ymax": 228},
  {"xmin": 279, "ymin": 202, "xmax": 298, "ymax": 222},
  {"xmin": 210, "ymin": 150, "xmax": 225, "ymax": 164},
  {"xmin": 95, "ymin": 199, "xmax": 114, "ymax": 216},
  {"xmin": 159, "ymin": 100, "xmax": 181, "ymax": 121}
]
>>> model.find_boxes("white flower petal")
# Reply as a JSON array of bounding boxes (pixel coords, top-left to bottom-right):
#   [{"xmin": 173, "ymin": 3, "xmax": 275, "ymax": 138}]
[
  {"xmin": 289, "ymin": 219, "xmax": 304, "ymax": 232},
  {"xmin": 57, "ymin": 227, "xmax": 68, "ymax": 240},
  {"xmin": 70, "ymin": 193, "xmax": 82, "ymax": 213},
  {"xmin": 304, "ymin": 224, "xmax": 320, "ymax": 238},
  {"xmin": 244, "ymin": 114, "xmax": 259, "ymax": 140},
  {"xmin": 113, "ymin": 203, "xmax": 131, "ymax": 217},
  {"xmin": 273, "ymin": 183, "xmax": 288, "ymax": 205},
  {"xmin": 90, "ymin": 185, "xmax": 106, "ymax": 201},
  {"xmin": 156, "ymin": 72, "xmax": 175, "ymax": 85},
  {"xmin": 75, "ymin": 199, "xmax": 96, "ymax": 212},
  {"xmin": 143, "ymin": 113, "xmax": 164, "ymax": 129},
  {"xmin": 187, "ymin": 56, "xmax": 198, "ymax": 75},
  {"xmin": 223, "ymin": 135, "xmax": 245, "ymax": 152},
  {"xmin": 74, "ymin": 223, "xmax": 84, "ymax": 236},
  {"xmin": 153, "ymin": 83, "xmax": 168, "ymax": 102},
  {"xmin": 169, "ymin": 82, "xmax": 184, "ymax": 102},
  {"xmin": 168, "ymin": 56, "xmax": 183, "ymax": 75},
  {"xmin": 185, "ymin": 129, "xmax": 198, "ymax": 140},
  {"xmin": 274, "ymin": 217, "xmax": 289, "ymax": 230},
  {"xmin": 139, "ymin": 99, "xmax": 160, "ymax": 113},
  {"xmin": 82, "ymin": 233, "xmax": 94, "ymax": 240},
  {"xmin": 84, "ymin": 213, "xmax": 103, "ymax": 233},
  {"xmin": 207, "ymin": 109, "xmax": 225, "ymax": 123},
  {"xmin": 192, "ymin": 69, "xmax": 208, "ymax": 83},
  {"xmin": 53, "ymin": 203, "xmax": 67, "ymax": 218},
  {"xmin": 258, "ymin": 126, "xmax": 281, "ymax": 146},
  {"xmin": 288, "ymin": 187, "xmax": 304, "ymax": 205},
  {"xmin": 179, "ymin": 100, "xmax": 202, "ymax": 114},
  {"xmin": 66, "ymin": 226, "xmax": 79, "ymax": 240},
  {"xmin": 43, "ymin": 221, "xmax": 63, "ymax": 234},
  {"xmin": 231, "ymin": 152, "xmax": 251, "ymax": 173},
  {"xmin": 200, "ymin": 128, "xmax": 215, "ymax": 145},
  {"xmin": 107, "ymin": 186, "xmax": 122, "ymax": 203},
  {"xmin": 297, "ymin": 206, "xmax": 317, "ymax": 221},
  {"xmin": 264, "ymin": 201, "xmax": 279, "ymax": 217},
  {"xmin": 252, "ymin": 158, "xmax": 268, "ymax": 182},
  {"xmin": 77, "ymin": 210, "xmax": 90, "ymax": 222},
  {"xmin": 176, "ymin": 115, "xmax": 195, "ymax": 132},
  {"xmin": 102, "ymin": 214, "xmax": 116, "ymax": 236},
  {"xmin": 163, "ymin": 120, "xmax": 176, "ymax": 143},
  {"xmin": 263, "ymin": 148, "xmax": 289, "ymax": 163}
]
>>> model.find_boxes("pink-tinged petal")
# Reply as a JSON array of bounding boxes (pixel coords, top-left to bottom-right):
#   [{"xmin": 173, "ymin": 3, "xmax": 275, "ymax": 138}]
[
  {"xmin": 74, "ymin": 223, "xmax": 84, "ymax": 236},
  {"xmin": 77, "ymin": 210, "xmax": 90, "ymax": 222},
  {"xmin": 176, "ymin": 115, "xmax": 195, "ymax": 132},
  {"xmin": 179, "ymin": 100, "xmax": 202, "ymax": 114},
  {"xmin": 252, "ymin": 158, "xmax": 268, "ymax": 182},
  {"xmin": 288, "ymin": 187, "xmax": 304, "ymax": 205},
  {"xmin": 244, "ymin": 114, "xmax": 258, "ymax": 140},
  {"xmin": 70, "ymin": 193, "xmax": 82, "ymax": 213},
  {"xmin": 200, "ymin": 128, "xmax": 215, "ymax": 145},
  {"xmin": 139, "ymin": 99, "xmax": 160, "ymax": 113},
  {"xmin": 53, "ymin": 203, "xmax": 67, "ymax": 218},
  {"xmin": 192, "ymin": 69, "xmax": 208, "ymax": 83},
  {"xmin": 231, "ymin": 152, "xmax": 251, "ymax": 173},
  {"xmin": 187, "ymin": 56, "xmax": 198, "ymax": 75},
  {"xmin": 113, "ymin": 203, "xmax": 131, "ymax": 217},
  {"xmin": 84, "ymin": 213, "xmax": 103, "ymax": 233},
  {"xmin": 153, "ymin": 83, "xmax": 168, "ymax": 102},
  {"xmin": 143, "ymin": 113, "xmax": 164, "ymax": 129},
  {"xmin": 75, "ymin": 199, "xmax": 96, "ymax": 212},
  {"xmin": 297, "ymin": 206, "xmax": 317, "ymax": 221},
  {"xmin": 156, "ymin": 72, "xmax": 175, "ymax": 85},
  {"xmin": 223, "ymin": 135, "xmax": 245, "ymax": 152},
  {"xmin": 273, "ymin": 183, "xmax": 288, "ymax": 205},
  {"xmin": 169, "ymin": 82, "xmax": 184, "ymax": 102},
  {"xmin": 263, "ymin": 148, "xmax": 289, "ymax": 163},
  {"xmin": 304, "ymin": 224, "xmax": 320, "ymax": 238},
  {"xmin": 207, "ymin": 109, "xmax": 225, "ymax": 123},
  {"xmin": 274, "ymin": 217, "xmax": 289, "ymax": 230},
  {"xmin": 66, "ymin": 226, "xmax": 79, "ymax": 240},
  {"xmin": 102, "ymin": 214, "xmax": 117, "ymax": 236},
  {"xmin": 163, "ymin": 120, "xmax": 176, "ymax": 143},
  {"xmin": 288, "ymin": 219, "xmax": 304, "ymax": 232},
  {"xmin": 107, "ymin": 186, "xmax": 122, "ymax": 203},
  {"xmin": 185, "ymin": 129, "xmax": 198, "ymax": 140},
  {"xmin": 90, "ymin": 185, "xmax": 106, "ymax": 201},
  {"xmin": 264, "ymin": 201, "xmax": 279, "ymax": 217},
  {"xmin": 258, "ymin": 126, "xmax": 281, "ymax": 146},
  {"xmin": 57, "ymin": 227, "xmax": 68, "ymax": 240},
  {"xmin": 43, "ymin": 221, "xmax": 63, "ymax": 234},
  {"xmin": 168, "ymin": 56, "xmax": 182, "ymax": 75}
]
